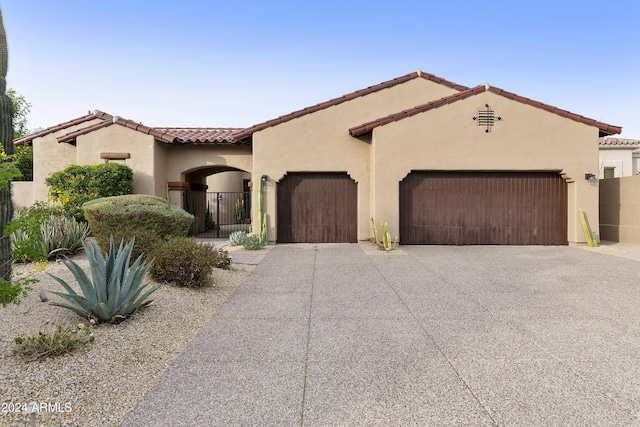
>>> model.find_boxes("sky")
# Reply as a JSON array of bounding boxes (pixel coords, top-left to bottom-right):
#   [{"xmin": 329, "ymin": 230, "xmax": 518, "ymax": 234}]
[{"xmin": 2, "ymin": 0, "xmax": 639, "ymax": 138}]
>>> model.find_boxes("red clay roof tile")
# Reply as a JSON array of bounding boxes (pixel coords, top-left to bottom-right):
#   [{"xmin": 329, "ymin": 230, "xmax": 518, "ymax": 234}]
[
  {"xmin": 349, "ymin": 85, "xmax": 485, "ymax": 136},
  {"xmin": 350, "ymin": 84, "xmax": 622, "ymax": 137},
  {"xmin": 13, "ymin": 113, "xmax": 98, "ymax": 146},
  {"xmin": 599, "ymin": 137, "xmax": 640, "ymax": 147},
  {"xmin": 233, "ymin": 70, "xmax": 469, "ymax": 141},
  {"xmin": 155, "ymin": 127, "xmax": 242, "ymax": 144},
  {"xmin": 19, "ymin": 110, "xmax": 243, "ymax": 146}
]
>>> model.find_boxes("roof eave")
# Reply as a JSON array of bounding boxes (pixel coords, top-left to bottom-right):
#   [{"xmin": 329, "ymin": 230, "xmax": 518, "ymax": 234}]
[
  {"xmin": 234, "ymin": 70, "xmax": 469, "ymax": 140},
  {"xmin": 350, "ymin": 84, "xmax": 623, "ymax": 137},
  {"xmin": 13, "ymin": 113, "xmax": 97, "ymax": 146}
]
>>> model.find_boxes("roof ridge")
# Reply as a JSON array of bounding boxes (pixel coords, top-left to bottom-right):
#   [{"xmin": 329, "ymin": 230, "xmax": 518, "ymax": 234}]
[
  {"xmin": 14, "ymin": 112, "xmax": 98, "ymax": 145},
  {"xmin": 155, "ymin": 126, "xmax": 244, "ymax": 130},
  {"xmin": 233, "ymin": 71, "xmax": 468, "ymax": 141},
  {"xmin": 486, "ymin": 86, "xmax": 621, "ymax": 136},
  {"xmin": 349, "ymin": 85, "xmax": 486, "ymax": 136},
  {"xmin": 349, "ymin": 84, "xmax": 622, "ymax": 137}
]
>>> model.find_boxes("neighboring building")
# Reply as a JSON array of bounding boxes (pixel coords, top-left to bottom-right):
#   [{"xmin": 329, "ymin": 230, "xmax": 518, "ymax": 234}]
[
  {"xmin": 599, "ymin": 137, "xmax": 640, "ymax": 178},
  {"xmin": 14, "ymin": 70, "xmax": 622, "ymax": 245}
]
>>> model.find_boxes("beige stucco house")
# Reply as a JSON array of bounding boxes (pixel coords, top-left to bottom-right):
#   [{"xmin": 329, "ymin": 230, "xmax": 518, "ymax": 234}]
[{"xmin": 14, "ymin": 70, "xmax": 621, "ymax": 245}]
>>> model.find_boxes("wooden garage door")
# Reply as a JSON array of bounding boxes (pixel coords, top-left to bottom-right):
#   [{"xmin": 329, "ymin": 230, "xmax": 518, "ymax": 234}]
[
  {"xmin": 277, "ymin": 173, "xmax": 357, "ymax": 243},
  {"xmin": 399, "ymin": 172, "xmax": 567, "ymax": 245}
]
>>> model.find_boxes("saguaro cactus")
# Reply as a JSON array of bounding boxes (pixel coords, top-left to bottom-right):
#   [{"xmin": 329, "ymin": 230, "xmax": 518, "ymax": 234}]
[{"xmin": 0, "ymin": 8, "xmax": 14, "ymax": 282}]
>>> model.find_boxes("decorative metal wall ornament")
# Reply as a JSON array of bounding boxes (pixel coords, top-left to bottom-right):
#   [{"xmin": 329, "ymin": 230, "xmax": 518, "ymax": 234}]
[{"xmin": 473, "ymin": 104, "xmax": 502, "ymax": 133}]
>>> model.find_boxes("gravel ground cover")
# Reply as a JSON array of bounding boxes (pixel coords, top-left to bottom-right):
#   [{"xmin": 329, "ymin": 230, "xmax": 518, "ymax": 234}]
[{"xmin": 0, "ymin": 252, "xmax": 253, "ymax": 426}]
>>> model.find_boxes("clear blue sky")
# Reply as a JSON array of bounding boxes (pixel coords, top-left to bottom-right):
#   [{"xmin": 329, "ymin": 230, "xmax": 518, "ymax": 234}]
[{"xmin": 2, "ymin": 0, "xmax": 639, "ymax": 137}]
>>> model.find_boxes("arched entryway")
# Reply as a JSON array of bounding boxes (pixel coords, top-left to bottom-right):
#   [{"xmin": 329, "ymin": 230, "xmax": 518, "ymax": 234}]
[{"xmin": 183, "ymin": 166, "xmax": 252, "ymax": 237}]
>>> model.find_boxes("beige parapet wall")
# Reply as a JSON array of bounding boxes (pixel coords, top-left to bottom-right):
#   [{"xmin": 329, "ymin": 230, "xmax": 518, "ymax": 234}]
[
  {"xmin": 12, "ymin": 181, "xmax": 33, "ymax": 209},
  {"xmin": 600, "ymin": 176, "xmax": 640, "ymax": 243}
]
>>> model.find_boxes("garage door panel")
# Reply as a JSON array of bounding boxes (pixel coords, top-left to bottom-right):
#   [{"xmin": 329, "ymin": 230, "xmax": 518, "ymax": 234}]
[
  {"xmin": 400, "ymin": 172, "xmax": 567, "ymax": 245},
  {"xmin": 278, "ymin": 173, "xmax": 357, "ymax": 243}
]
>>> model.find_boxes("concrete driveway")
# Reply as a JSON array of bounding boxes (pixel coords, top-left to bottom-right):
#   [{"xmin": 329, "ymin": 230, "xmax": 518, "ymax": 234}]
[{"xmin": 124, "ymin": 244, "xmax": 640, "ymax": 426}]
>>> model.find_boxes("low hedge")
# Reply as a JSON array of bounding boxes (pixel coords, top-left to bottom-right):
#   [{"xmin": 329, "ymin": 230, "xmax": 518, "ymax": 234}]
[{"xmin": 83, "ymin": 194, "xmax": 194, "ymax": 259}]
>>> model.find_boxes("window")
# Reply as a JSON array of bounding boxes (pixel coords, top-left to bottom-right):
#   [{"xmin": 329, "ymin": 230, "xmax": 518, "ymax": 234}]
[{"xmin": 604, "ymin": 167, "xmax": 615, "ymax": 179}]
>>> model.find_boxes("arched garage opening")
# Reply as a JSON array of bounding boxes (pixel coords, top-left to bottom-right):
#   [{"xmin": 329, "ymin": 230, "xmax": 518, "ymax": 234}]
[
  {"xmin": 399, "ymin": 171, "xmax": 568, "ymax": 245},
  {"xmin": 183, "ymin": 166, "xmax": 251, "ymax": 237}
]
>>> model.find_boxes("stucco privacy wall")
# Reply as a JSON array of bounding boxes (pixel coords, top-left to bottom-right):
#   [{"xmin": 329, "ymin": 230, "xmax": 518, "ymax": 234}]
[
  {"xmin": 600, "ymin": 176, "xmax": 640, "ymax": 243},
  {"xmin": 77, "ymin": 126, "xmax": 158, "ymax": 196},
  {"xmin": 12, "ymin": 182, "xmax": 33, "ymax": 209},
  {"xmin": 252, "ymin": 78, "xmax": 460, "ymax": 241},
  {"xmin": 29, "ymin": 118, "xmax": 105, "ymax": 203},
  {"xmin": 370, "ymin": 90, "xmax": 600, "ymax": 244},
  {"xmin": 206, "ymin": 171, "xmax": 251, "ymax": 193},
  {"xmin": 599, "ymin": 148, "xmax": 635, "ymax": 178},
  {"xmin": 165, "ymin": 144, "xmax": 252, "ymax": 183}
]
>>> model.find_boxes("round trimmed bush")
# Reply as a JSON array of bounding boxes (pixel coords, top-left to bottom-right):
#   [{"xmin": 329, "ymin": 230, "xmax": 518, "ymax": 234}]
[
  {"xmin": 150, "ymin": 237, "xmax": 222, "ymax": 287},
  {"xmin": 83, "ymin": 194, "xmax": 194, "ymax": 259}
]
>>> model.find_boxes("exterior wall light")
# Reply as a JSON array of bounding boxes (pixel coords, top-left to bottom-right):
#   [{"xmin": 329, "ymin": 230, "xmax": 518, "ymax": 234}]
[
  {"xmin": 261, "ymin": 175, "xmax": 268, "ymax": 183},
  {"xmin": 585, "ymin": 173, "xmax": 596, "ymax": 184}
]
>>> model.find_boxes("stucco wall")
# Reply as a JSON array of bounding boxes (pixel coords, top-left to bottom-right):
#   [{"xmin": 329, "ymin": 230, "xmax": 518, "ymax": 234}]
[
  {"xmin": 206, "ymin": 171, "xmax": 250, "ymax": 193},
  {"xmin": 30, "ymin": 118, "xmax": 105, "ymax": 204},
  {"xmin": 77, "ymin": 126, "xmax": 158, "ymax": 196},
  {"xmin": 599, "ymin": 148, "xmax": 637, "ymax": 178},
  {"xmin": 166, "ymin": 145, "xmax": 252, "ymax": 184},
  {"xmin": 600, "ymin": 176, "xmax": 640, "ymax": 243},
  {"xmin": 12, "ymin": 182, "xmax": 33, "ymax": 209},
  {"xmin": 252, "ymin": 78, "xmax": 459, "ymax": 241},
  {"xmin": 154, "ymin": 142, "xmax": 168, "ymax": 197},
  {"xmin": 370, "ymin": 91, "xmax": 599, "ymax": 244}
]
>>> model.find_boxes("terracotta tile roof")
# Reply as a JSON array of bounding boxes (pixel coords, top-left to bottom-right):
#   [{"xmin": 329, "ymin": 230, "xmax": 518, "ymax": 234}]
[
  {"xmin": 232, "ymin": 70, "xmax": 469, "ymax": 141},
  {"xmin": 154, "ymin": 128, "xmax": 241, "ymax": 144},
  {"xmin": 13, "ymin": 113, "xmax": 97, "ymax": 146},
  {"xmin": 349, "ymin": 84, "xmax": 622, "ymax": 137},
  {"xmin": 15, "ymin": 110, "xmax": 243, "ymax": 145},
  {"xmin": 599, "ymin": 137, "xmax": 640, "ymax": 147},
  {"xmin": 486, "ymin": 87, "xmax": 622, "ymax": 137},
  {"xmin": 349, "ymin": 85, "xmax": 487, "ymax": 136}
]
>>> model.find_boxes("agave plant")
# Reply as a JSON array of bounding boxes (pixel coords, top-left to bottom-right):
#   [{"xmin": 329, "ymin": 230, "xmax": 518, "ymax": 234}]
[
  {"xmin": 228, "ymin": 230, "xmax": 248, "ymax": 246},
  {"xmin": 49, "ymin": 237, "xmax": 159, "ymax": 323}
]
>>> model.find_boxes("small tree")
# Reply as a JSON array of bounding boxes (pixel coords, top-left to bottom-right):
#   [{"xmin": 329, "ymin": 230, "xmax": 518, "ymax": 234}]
[
  {"xmin": 7, "ymin": 88, "xmax": 30, "ymax": 139},
  {"xmin": 13, "ymin": 144, "xmax": 32, "ymax": 181}
]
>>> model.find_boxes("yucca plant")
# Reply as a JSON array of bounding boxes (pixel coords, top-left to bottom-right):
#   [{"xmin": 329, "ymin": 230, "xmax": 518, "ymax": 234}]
[
  {"xmin": 49, "ymin": 237, "xmax": 158, "ymax": 323},
  {"xmin": 39, "ymin": 215, "xmax": 90, "ymax": 258}
]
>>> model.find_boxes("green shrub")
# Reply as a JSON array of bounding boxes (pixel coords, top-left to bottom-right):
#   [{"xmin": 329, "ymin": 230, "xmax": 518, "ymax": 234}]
[
  {"xmin": 45, "ymin": 163, "xmax": 134, "ymax": 221},
  {"xmin": 49, "ymin": 237, "xmax": 158, "ymax": 324},
  {"xmin": 0, "ymin": 266, "xmax": 41, "ymax": 307},
  {"xmin": 229, "ymin": 230, "xmax": 247, "ymax": 246},
  {"xmin": 205, "ymin": 207, "xmax": 215, "ymax": 230},
  {"xmin": 4, "ymin": 203, "xmax": 89, "ymax": 262},
  {"xmin": 83, "ymin": 194, "xmax": 194, "ymax": 260},
  {"xmin": 14, "ymin": 321, "xmax": 95, "ymax": 360},
  {"xmin": 213, "ymin": 247, "xmax": 232, "ymax": 269},
  {"xmin": 13, "ymin": 144, "xmax": 33, "ymax": 181},
  {"xmin": 150, "ymin": 237, "xmax": 228, "ymax": 287}
]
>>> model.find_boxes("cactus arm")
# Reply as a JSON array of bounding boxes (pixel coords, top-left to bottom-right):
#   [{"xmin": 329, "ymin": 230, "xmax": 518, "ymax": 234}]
[{"xmin": 0, "ymin": 8, "xmax": 14, "ymax": 281}]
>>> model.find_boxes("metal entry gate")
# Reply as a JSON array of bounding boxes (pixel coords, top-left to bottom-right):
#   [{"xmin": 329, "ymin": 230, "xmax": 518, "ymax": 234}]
[{"xmin": 184, "ymin": 191, "xmax": 251, "ymax": 238}]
